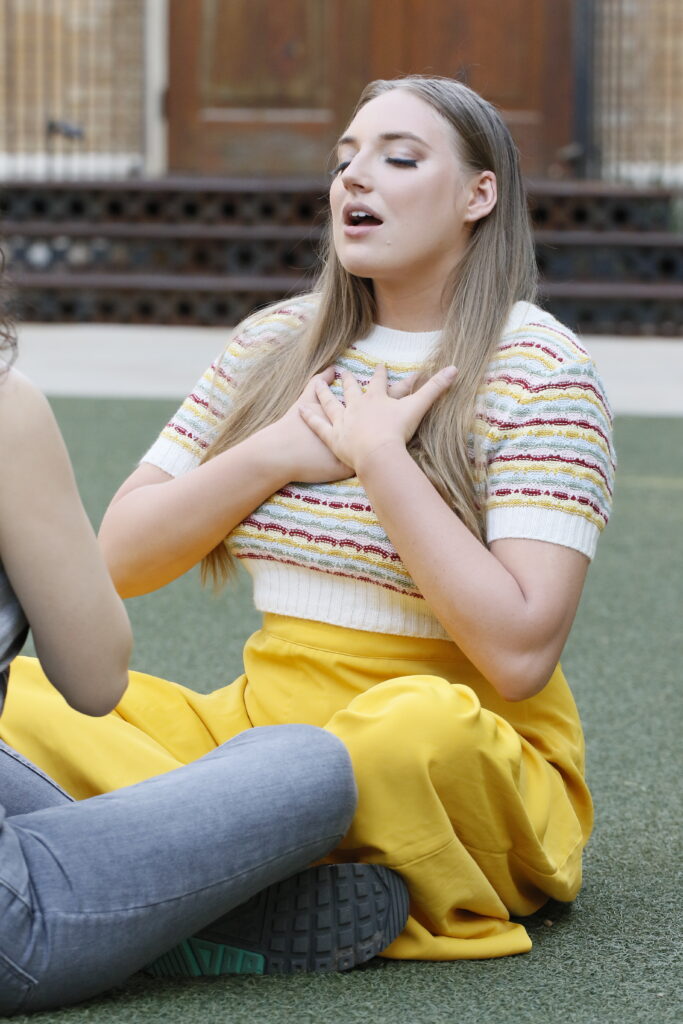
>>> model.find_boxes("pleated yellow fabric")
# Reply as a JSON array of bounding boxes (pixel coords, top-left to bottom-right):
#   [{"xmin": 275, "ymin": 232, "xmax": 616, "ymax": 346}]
[{"xmin": 1, "ymin": 614, "xmax": 592, "ymax": 960}]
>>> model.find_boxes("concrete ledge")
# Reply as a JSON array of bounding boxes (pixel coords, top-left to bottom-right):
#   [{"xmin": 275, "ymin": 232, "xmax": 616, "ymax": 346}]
[
  {"xmin": 587, "ymin": 338, "xmax": 683, "ymax": 416},
  {"xmin": 13, "ymin": 323, "xmax": 683, "ymax": 416},
  {"xmin": 14, "ymin": 324, "xmax": 227, "ymax": 399}
]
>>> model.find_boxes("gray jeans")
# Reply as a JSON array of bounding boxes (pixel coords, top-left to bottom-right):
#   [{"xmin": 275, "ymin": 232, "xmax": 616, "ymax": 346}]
[{"xmin": 0, "ymin": 726, "xmax": 356, "ymax": 1014}]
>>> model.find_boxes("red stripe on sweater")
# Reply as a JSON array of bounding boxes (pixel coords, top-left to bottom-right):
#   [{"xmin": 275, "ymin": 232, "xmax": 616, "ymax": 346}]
[
  {"xmin": 488, "ymin": 452, "xmax": 613, "ymax": 491},
  {"xmin": 280, "ymin": 488, "xmax": 372, "ymax": 513},
  {"xmin": 483, "ymin": 414, "xmax": 613, "ymax": 449},
  {"xmin": 524, "ymin": 322, "xmax": 589, "ymax": 356},
  {"xmin": 211, "ymin": 363, "xmax": 236, "ymax": 386},
  {"xmin": 486, "ymin": 373, "xmax": 607, "ymax": 407},
  {"xmin": 187, "ymin": 392, "xmax": 226, "ymax": 420},
  {"xmin": 497, "ymin": 340, "xmax": 564, "ymax": 362},
  {"xmin": 242, "ymin": 517, "xmax": 401, "ymax": 560},
  {"xmin": 169, "ymin": 423, "xmax": 209, "ymax": 449},
  {"xmin": 489, "ymin": 486, "xmax": 605, "ymax": 519}
]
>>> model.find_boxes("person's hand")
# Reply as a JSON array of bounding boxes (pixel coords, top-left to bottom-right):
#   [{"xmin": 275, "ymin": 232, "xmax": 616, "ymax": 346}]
[
  {"xmin": 299, "ymin": 363, "xmax": 457, "ymax": 473},
  {"xmin": 262, "ymin": 367, "xmax": 353, "ymax": 483}
]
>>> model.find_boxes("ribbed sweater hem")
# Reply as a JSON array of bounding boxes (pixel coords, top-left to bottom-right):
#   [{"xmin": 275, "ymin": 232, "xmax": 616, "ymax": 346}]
[
  {"xmin": 248, "ymin": 563, "xmax": 450, "ymax": 639},
  {"xmin": 486, "ymin": 507, "xmax": 599, "ymax": 559}
]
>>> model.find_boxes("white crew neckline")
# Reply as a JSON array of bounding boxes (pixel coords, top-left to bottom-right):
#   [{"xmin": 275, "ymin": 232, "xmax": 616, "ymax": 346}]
[
  {"xmin": 352, "ymin": 323, "xmax": 442, "ymax": 362},
  {"xmin": 352, "ymin": 302, "xmax": 546, "ymax": 361}
]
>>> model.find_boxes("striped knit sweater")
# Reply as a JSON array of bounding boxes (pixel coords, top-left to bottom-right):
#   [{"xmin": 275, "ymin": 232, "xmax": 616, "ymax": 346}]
[{"xmin": 143, "ymin": 295, "xmax": 615, "ymax": 638}]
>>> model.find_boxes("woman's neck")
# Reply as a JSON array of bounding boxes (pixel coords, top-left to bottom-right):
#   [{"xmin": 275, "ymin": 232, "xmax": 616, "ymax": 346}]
[{"xmin": 373, "ymin": 279, "xmax": 447, "ymax": 332}]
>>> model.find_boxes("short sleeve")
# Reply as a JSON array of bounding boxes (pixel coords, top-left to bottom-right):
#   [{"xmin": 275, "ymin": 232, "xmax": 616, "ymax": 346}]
[
  {"xmin": 140, "ymin": 344, "xmax": 239, "ymax": 477},
  {"xmin": 141, "ymin": 296, "xmax": 317, "ymax": 477},
  {"xmin": 481, "ymin": 316, "xmax": 616, "ymax": 559}
]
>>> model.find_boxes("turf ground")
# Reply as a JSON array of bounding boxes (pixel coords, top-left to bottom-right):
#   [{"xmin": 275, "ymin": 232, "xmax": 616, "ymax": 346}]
[{"xmin": 12, "ymin": 399, "xmax": 683, "ymax": 1024}]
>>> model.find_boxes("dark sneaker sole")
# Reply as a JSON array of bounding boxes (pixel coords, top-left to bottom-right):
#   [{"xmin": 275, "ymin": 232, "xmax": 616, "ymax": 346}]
[{"xmin": 145, "ymin": 863, "xmax": 409, "ymax": 977}]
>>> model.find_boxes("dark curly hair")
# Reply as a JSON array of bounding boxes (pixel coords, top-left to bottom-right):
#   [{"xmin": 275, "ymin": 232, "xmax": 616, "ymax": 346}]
[{"xmin": 0, "ymin": 245, "xmax": 17, "ymax": 373}]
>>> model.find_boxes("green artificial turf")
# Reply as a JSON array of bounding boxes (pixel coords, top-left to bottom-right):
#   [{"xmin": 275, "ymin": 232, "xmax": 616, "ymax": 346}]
[{"xmin": 13, "ymin": 401, "xmax": 683, "ymax": 1024}]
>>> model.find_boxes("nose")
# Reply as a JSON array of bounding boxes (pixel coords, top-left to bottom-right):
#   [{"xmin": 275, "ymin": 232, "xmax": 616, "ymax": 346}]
[{"xmin": 340, "ymin": 153, "xmax": 371, "ymax": 192}]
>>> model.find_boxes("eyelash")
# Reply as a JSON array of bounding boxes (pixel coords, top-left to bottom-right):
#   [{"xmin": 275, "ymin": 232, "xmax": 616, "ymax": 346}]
[{"xmin": 329, "ymin": 156, "xmax": 419, "ymax": 176}]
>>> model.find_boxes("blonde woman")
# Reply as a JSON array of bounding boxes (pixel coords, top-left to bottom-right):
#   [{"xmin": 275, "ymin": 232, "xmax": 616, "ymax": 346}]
[{"xmin": 1, "ymin": 76, "xmax": 616, "ymax": 967}]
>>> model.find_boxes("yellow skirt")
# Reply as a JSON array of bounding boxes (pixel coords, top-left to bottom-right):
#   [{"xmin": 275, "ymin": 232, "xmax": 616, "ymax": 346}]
[{"xmin": 1, "ymin": 614, "xmax": 593, "ymax": 961}]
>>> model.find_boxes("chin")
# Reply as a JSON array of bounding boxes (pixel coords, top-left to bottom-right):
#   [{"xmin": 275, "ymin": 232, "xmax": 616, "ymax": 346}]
[
  {"xmin": 336, "ymin": 253, "xmax": 389, "ymax": 281},
  {"xmin": 341, "ymin": 262, "xmax": 377, "ymax": 281}
]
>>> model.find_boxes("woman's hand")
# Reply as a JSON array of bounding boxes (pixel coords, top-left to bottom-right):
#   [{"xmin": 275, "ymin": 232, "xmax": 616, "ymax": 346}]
[
  {"xmin": 299, "ymin": 363, "xmax": 457, "ymax": 473},
  {"xmin": 263, "ymin": 367, "xmax": 352, "ymax": 483},
  {"xmin": 100, "ymin": 367, "xmax": 353, "ymax": 598}
]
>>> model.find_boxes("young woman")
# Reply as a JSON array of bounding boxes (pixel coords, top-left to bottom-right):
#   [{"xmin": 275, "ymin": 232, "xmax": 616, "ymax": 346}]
[
  {"xmin": 0, "ymin": 279, "xmax": 407, "ymax": 1013},
  {"xmin": 0, "ymin": 76, "xmax": 616, "ymax": 964}
]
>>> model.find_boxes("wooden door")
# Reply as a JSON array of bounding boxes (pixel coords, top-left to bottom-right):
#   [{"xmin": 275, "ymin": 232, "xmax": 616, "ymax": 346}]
[
  {"xmin": 366, "ymin": 0, "xmax": 574, "ymax": 179},
  {"xmin": 168, "ymin": 0, "xmax": 574, "ymax": 178}
]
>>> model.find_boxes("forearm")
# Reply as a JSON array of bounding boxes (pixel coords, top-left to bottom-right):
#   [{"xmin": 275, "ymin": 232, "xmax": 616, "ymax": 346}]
[
  {"xmin": 34, "ymin": 571, "xmax": 132, "ymax": 716},
  {"xmin": 357, "ymin": 443, "xmax": 565, "ymax": 699},
  {"xmin": 0, "ymin": 372, "xmax": 133, "ymax": 715},
  {"xmin": 99, "ymin": 427, "xmax": 290, "ymax": 597}
]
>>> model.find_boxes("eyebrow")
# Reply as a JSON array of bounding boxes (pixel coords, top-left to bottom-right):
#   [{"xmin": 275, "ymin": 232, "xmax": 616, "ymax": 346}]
[{"xmin": 336, "ymin": 131, "xmax": 431, "ymax": 149}]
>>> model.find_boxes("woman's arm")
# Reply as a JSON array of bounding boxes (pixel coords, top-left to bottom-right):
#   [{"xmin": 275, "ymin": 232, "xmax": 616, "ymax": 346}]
[
  {"xmin": 354, "ymin": 441, "xmax": 587, "ymax": 700},
  {"xmin": 0, "ymin": 371, "xmax": 131, "ymax": 715},
  {"xmin": 301, "ymin": 365, "xmax": 590, "ymax": 701},
  {"xmin": 99, "ymin": 370, "xmax": 351, "ymax": 597}
]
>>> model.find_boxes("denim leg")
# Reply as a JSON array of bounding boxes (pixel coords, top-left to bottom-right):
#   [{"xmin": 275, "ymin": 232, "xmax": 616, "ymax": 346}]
[
  {"xmin": 0, "ymin": 739, "xmax": 74, "ymax": 816},
  {"xmin": 0, "ymin": 724, "xmax": 356, "ymax": 1014},
  {"xmin": 0, "ymin": 743, "xmax": 74, "ymax": 1007}
]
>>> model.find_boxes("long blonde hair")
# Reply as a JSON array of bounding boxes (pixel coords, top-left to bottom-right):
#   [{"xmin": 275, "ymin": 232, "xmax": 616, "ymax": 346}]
[{"xmin": 201, "ymin": 75, "xmax": 537, "ymax": 586}]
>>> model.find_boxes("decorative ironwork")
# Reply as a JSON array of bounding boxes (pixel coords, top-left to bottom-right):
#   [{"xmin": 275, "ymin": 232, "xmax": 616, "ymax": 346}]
[
  {"xmin": 2, "ymin": 180, "xmax": 682, "ymax": 333},
  {"xmin": 527, "ymin": 184, "xmax": 674, "ymax": 232},
  {"xmin": 9, "ymin": 282, "xmax": 300, "ymax": 328},
  {"xmin": 5, "ymin": 226, "xmax": 321, "ymax": 277},
  {"xmin": 0, "ymin": 179, "xmax": 330, "ymax": 225},
  {"xmin": 541, "ymin": 290, "xmax": 683, "ymax": 337},
  {"xmin": 535, "ymin": 232, "xmax": 683, "ymax": 283},
  {"xmin": 2, "ymin": 179, "xmax": 674, "ymax": 232}
]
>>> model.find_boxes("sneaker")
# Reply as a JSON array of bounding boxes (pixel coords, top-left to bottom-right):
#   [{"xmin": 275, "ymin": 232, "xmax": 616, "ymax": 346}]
[{"xmin": 145, "ymin": 862, "xmax": 409, "ymax": 977}]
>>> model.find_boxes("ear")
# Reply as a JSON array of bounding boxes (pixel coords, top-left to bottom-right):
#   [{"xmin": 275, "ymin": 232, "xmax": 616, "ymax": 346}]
[{"xmin": 463, "ymin": 170, "xmax": 497, "ymax": 224}]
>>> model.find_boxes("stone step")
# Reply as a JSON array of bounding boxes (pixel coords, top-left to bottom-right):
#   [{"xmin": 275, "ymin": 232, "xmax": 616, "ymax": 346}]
[
  {"xmin": 3, "ymin": 178, "xmax": 682, "ymax": 333},
  {"xmin": 1, "ymin": 177, "xmax": 679, "ymax": 231},
  {"xmin": 10, "ymin": 272, "xmax": 683, "ymax": 336},
  {"xmin": 6, "ymin": 222, "xmax": 683, "ymax": 284}
]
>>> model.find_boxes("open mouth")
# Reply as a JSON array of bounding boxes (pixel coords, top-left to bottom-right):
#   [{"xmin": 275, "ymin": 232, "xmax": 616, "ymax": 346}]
[{"xmin": 344, "ymin": 208, "xmax": 383, "ymax": 227}]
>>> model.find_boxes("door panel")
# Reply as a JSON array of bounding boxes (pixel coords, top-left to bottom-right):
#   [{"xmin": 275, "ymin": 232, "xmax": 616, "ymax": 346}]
[
  {"xmin": 168, "ymin": 0, "xmax": 574, "ymax": 178},
  {"xmin": 199, "ymin": 0, "xmax": 328, "ymax": 107}
]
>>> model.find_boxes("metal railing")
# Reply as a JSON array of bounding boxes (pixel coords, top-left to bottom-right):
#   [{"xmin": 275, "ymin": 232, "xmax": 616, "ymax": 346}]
[
  {"xmin": 588, "ymin": 0, "xmax": 683, "ymax": 186},
  {"xmin": 0, "ymin": 0, "xmax": 147, "ymax": 180}
]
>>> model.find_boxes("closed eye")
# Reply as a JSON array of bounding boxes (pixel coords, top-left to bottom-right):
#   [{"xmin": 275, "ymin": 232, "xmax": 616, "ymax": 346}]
[{"xmin": 329, "ymin": 156, "xmax": 418, "ymax": 176}]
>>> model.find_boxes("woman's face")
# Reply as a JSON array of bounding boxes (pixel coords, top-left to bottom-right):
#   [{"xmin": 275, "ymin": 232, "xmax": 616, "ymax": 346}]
[{"xmin": 329, "ymin": 89, "xmax": 492, "ymax": 294}]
